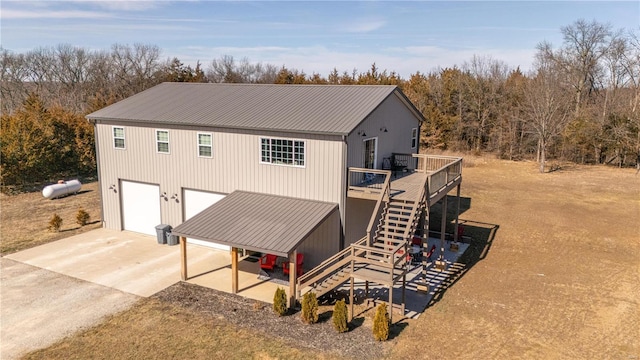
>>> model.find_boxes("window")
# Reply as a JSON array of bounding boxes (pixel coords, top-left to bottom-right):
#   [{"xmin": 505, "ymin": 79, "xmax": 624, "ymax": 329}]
[
  {"xmin": 156, "ymin": 130, "xmax": 169, "ymax": 153},
  {"xmin": 197, "ymin": 133, "xmax": 212, "ymax": 157},
  {"xmin": 411, "ymin": 128, "xmax": 418, "ymax": 149},
  {"xmin": 113, "ymin": 127, "xmax": 125, "ymax": 149},
  {"xmin": 260, "ymin": 138, "xmax": 305, "ymax": 166}
]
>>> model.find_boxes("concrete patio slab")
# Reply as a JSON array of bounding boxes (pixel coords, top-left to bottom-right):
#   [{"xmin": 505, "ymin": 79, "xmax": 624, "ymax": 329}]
[{"xmin": 336, "ymin": 238, "xmax": 470, "ymax": 319}]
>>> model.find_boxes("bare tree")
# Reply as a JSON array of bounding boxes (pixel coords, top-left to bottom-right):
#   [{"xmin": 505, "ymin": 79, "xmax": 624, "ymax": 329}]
[
  {"xmin": 523, "ymin": 55, "xmax": 572, "ymax": 173},
  {"xmin": 556, "ymin": 19, "xmax": 612, "ymax": 115}
]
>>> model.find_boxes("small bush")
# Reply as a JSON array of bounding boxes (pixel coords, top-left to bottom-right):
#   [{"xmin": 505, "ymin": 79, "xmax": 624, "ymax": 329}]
[
  {"xmin": 332, "ymin": 299, "xmax": 349, "ymax": 333},
  {"xmin": 48, "ymin": 213, "xmax": 63, "ymax": 232},
  {"xmin": 300, "ymin": 291, "xmax": 318, "ymax": 324},
  {"xmin": 76, "ymin": 208, "xmax": 90, "ymax": 226},
  {"xmin": 273, "ymin": 287, "xmax": 287, "ymax": 316},
  {"xmin": 372, "ymin": 303, "xmax": 390, "ymax": 341}
]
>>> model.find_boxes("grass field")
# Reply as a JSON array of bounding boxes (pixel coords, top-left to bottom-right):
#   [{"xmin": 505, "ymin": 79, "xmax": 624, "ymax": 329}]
[
  {"xmin": 6, "ymin": 158, "xmax": 640, "ymax": 359},
  {"xmin": 0, "ymin": 182, "xmax": 101, "ymax": 256}
]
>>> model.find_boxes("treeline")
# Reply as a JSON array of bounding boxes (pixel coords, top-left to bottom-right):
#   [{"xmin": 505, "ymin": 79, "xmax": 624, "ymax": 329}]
[{"xmin": 1, "ymin": 20, "xmax": 639, "ymax": 187}]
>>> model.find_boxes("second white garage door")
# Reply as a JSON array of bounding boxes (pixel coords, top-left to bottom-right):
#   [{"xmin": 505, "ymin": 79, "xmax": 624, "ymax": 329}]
[
  {"xmin": 121, "ymin": 181, "xmax": 161, "ymax": 236},
  {"xmin": 183, "ymin": 189, "xmax": 228, "ymax": 251}
]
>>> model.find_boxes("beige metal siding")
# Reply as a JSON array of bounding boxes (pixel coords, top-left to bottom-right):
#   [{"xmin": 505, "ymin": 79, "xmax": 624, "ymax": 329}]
[
  {"xmin": 294, "ymin": 209, "xmax": 341, "ymax": 268},
  {"xmin": 96, "ymin": 124, "xmax": 345, "ymax": 232},
  {"xmin": 347, "ymin": 92, "xmax": 421, "ymax": 169},
  {"xmin": 344, "ymin": 197, "xmax": 376, "ymax": 246}
]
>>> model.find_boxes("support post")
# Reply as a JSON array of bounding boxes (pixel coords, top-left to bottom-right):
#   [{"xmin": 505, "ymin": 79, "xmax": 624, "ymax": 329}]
[
  {"xmin": 402, "ymin": 272, "xmax": 406, "ymax": 316},
  {"xmin": 365, "ymin": 280, "xmax": 369, "ymax": 299},
  {"xmin": 180, "ymin": 236, "xmax": 187, "ymax": 281},
  {"xmin": 440, "ymin": 196, "xmax": 448, "ymax": 260},
  {"xmin": 389, "ymin": 283, "xmax": 394, "ymax": 323},
  {"xmin": 231, "ymin": 247, "xmax": 238, "ymax": 294},
  {"xmin": 289, "ymin": 251, "xmax": 297, "ymax": 309},
  {"xmin": 454, "ymin": 183, "xmax": 461, "ymax": 242},
  {"xmin": 349, "ymin": 277, "xmax": 354, "ymax": 321}
]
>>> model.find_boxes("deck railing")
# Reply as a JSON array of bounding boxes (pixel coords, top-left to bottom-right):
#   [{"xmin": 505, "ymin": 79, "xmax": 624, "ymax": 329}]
[
  {"xmin": 413, "ymin": 154, "xmax": 462, "ymax": 173},
  {"xmin": 347, "ymin": 168, "xmax": 391, "ymax": 196},
  {"xmin": 423, "ymin": 156, "xmax": 462, "ymax": 198}
]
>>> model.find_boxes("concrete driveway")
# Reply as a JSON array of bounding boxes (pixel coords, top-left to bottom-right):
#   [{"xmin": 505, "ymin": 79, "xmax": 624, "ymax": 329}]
[
  {"xmin": 1, "ymin": 228, "xmax": 227, "ymax": 359},
  {"xmin": 1, "ymin": 258, "xmax": 139, "ymax": 359},
  {"xmin": 5, "ymin": 228, "xmax": 225, "ymax": 297}
]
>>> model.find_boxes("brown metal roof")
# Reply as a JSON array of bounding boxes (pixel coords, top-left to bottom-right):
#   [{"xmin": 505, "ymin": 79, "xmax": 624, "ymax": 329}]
[
  {"xmin": 86, "ymin": 83, "xmax": 417, "ymax": 135},
  {"xmin": 171, "ymin": 191, "xmax": 338, "ymax": 257}
]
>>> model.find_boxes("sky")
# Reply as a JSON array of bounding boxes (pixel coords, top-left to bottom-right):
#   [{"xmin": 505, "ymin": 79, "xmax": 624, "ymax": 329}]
[{"xmin": 1, "ymin": 1, "xmax": 639, "ymax": 78}]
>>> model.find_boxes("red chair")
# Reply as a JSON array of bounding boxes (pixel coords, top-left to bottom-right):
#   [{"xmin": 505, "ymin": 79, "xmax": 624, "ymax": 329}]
[
  {"xmin": 411, "ymin": 236, "xmax": 423, "ymax": 246},
  {"xmin": 283, "ymin": 253, "xmax": 304, "ymax": 276},
  {"xmin": 426, "ymin": 245, "xmax": 436, "ymax": 261},
  {"xmin": 260, "ymin": 254, "xmax": 277, "ymax": 271}
]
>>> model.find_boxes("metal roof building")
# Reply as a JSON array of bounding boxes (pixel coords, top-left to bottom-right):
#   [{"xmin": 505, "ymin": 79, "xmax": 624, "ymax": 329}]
[
  {"xmin": 171, "ymin": 191, "xmax": 338, "ymax": 257},
  {"xmin": 86, "ymin": 82, "xmax": 422, "ymax": 135}
]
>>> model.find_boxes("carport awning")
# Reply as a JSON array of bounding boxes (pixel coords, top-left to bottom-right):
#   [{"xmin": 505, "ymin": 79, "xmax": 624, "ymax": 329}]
[{"xmin": 171, "ymin": 191, "xmax": 338, "ymax": 257}]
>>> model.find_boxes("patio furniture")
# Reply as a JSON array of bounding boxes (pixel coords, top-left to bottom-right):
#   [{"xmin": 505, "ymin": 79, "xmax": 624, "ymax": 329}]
[
  {"xmin": 409, "ymin": 244, "xmax": 422, "ymax": 264},
  {"xmin": 426, "ymin": 245, "xmax": 436, "ymax": 261},
  {"xmin": 283, "ymin": 253, "xmax": 304, "ymax": 277},
  {"xmin": 411, "ymin": 236, "xmax": 423, "ymax": 246},
  {"xmin": 260, "ymin": 254, "xmax": 277, "ymax": 271}
]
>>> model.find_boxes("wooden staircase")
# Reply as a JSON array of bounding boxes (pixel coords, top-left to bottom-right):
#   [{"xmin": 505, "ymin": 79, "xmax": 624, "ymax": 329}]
[
  {"xmin": 373, "ymin": 198, "xmax": 423, "ymax": 253},
  {"xmin": 296, "ymin": 155, "xmax": 463, "ymax": 320},
  {"xmin": 298, "ymin": 170, "xmax": 428, "ymax": 320}
]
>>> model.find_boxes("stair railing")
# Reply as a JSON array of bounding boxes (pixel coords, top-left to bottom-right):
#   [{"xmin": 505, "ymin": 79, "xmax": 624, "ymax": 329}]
[
  {"xmin": 296, "ymin": 236, "xmax": 368, "ymax": 298},
  {"xmin": 366, "ymin": 170, "xmax": 392, "ymax": 247}
]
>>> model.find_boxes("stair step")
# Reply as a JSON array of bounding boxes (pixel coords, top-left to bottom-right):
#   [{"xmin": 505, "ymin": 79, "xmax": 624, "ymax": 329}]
[
  {"xmin": 378, "ymin": 230, "xmax": 410, "ymax": 238},
  {"xmin": 384, "ymin": 216, "xmax": 411, "ymax": 223},
  {"xmin": 383, "ymin": 224, "xmax": 410, "ymax": 232},
  {"xmin": 373, "ymin": 238, "xmax": 404, "ymax": 245}
]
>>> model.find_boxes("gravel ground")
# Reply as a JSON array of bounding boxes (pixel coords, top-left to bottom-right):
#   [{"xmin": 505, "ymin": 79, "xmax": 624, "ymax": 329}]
[
  {"xmin": 0, "ymin": 258, "xmax": 140, "ymax": 360},
  {"xmin": 152, "ymin": 282, "xmax": 395, "ymax": 359}
]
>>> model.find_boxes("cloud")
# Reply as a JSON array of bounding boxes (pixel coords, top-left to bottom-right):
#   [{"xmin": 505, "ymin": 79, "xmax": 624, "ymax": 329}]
[
  {"xmin": 1, "ymin": 9, "xmax": 111, "ymax": 19},
  {"xmin": 72, "ymin": 0, "xmax": 161, "ymax": 11},
  {"xmin": 342, "ymin": 18, "xmax": 386, "ymax": 33}
]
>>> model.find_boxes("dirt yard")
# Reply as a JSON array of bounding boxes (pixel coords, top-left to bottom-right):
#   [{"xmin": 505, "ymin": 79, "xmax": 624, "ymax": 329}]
[
  {"xmin": 6, "ymin": 159, "xmax": 640, "ymax": 359},
  {"xmin": 0, "ymin": 181, "xmax": 101, "ymax": 255}
]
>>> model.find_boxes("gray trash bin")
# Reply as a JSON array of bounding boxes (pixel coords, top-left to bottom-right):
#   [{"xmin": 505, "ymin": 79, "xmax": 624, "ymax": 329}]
[
  {"xmin": 167, "ymin": 231, "xmax": 178, "ymax": 246},
  {"xmin": 155, "ymin": 224, "xmax": 172, "ymax": 245}
]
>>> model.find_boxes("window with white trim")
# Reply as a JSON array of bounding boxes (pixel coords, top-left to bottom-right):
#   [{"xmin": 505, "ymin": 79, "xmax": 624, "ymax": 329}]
[
  {"xmin": 260, "ymin": 138, "xmax": 305, "ymax": 166},
  {"xmin": 113, "ymin": 127, "xmax": 125, "ymax": 149},
  {"xmin": 411, "ymin": 128, "xmax": 418, "ymax": 149},
  {"xmin": 197, "ymin": 133, "xmax": 212, "ymax": 157},
  {"xmin": 156, "ymin": 130, "xmax": 169, "ymax": 153}
]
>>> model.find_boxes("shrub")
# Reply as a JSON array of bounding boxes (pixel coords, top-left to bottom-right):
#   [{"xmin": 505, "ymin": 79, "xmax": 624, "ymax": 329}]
[
  {"xmin": 332, "ymin": 299, "xmax": 349, "ymax": 333},
  {"xmin": 76, "ymin": 208, "xmax": 90, "ymax": 226},
  {"xmin": 273, "ymin": 287, "xmax": 287, "ymax": 316},
  {"xmin": 372, "ymin": 303, "xmax": 390, "ymax": 341},
  {"xmin": 300, "ymin": 291, "xmax": 318, "ymax": 324},
  {"xmin": 48, "ymin": 213, "xmax": 63, "ymax": 232}
]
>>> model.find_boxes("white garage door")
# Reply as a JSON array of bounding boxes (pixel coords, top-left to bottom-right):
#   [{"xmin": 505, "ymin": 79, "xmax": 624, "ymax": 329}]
[
  {"xmin": 184, "ymin": 189, "xmax": 228, "ymax": 251},
  {"xmin": 121, "ymin": 181, "xmax": 161, "ymax": 236}
]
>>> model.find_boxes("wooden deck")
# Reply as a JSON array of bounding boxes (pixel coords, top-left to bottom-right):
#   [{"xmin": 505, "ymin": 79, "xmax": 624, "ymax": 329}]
[{"xmin": 388, "ymin": 172, "xmax": 428, "ymax": 201}]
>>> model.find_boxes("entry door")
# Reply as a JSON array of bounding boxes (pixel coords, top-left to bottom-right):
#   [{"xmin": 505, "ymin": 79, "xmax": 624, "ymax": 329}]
[{"xmin": 363, "ymin": 137, "xmax": 378, "ymax": 169}]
